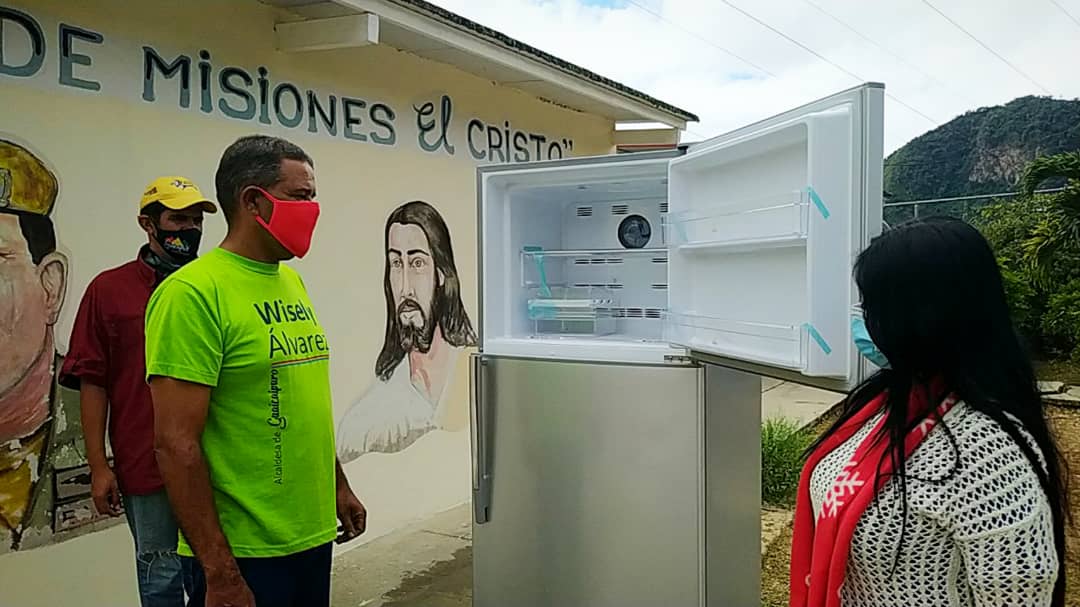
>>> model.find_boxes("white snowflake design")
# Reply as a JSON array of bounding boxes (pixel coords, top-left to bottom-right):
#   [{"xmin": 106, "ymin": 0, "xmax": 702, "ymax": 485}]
[
  {"xmin": 917, "ymin": 417, "xmax": 939, "ymax": 438},
  {"xmin": 917, "ymin": 397, "xmax": 958, "ymax": 438},
  {"xmin": 819, "ymin": 460, "xmax": 866, "ymax": 521}
]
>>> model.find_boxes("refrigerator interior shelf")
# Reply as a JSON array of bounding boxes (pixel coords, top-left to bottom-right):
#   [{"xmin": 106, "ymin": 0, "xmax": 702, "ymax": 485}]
[
  {"xmin": 664, "ymin": 311, "xmax": 803, "ymax": 370},
  {"xmin": 520, "ymin": 247, "xmax": 669, "ymax": 292},
  {"xmin": 520, "ymin": 247, "xmax": 668, "ymax": 258}
]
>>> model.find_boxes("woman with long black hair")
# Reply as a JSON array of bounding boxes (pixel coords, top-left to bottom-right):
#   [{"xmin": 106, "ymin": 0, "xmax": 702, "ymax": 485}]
[{"xmin": 789, "ymin": 217, "xmax": 1069, "ymax": 607}]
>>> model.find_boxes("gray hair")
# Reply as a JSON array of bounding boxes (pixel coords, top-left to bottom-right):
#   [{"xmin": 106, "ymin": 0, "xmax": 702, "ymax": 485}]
[{"xmin": 214, "ymin": 135, "xmax": 313, "ymax": 220}]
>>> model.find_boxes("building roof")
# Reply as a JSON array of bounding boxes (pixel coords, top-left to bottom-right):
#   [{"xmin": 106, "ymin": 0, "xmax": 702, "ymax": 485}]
[{"xmin": 261, "ymin": 0, "xmax": 698, "ymax": 128}]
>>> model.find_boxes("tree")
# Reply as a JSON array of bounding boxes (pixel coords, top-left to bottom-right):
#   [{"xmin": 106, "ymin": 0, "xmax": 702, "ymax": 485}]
[
  {"xmin": 1020, "ymin": 151, "xmax": 1080, "ymax": 283},
  {"xmin": 975, "ymin": 156, "xmax": 1080, "ymax": 361}
]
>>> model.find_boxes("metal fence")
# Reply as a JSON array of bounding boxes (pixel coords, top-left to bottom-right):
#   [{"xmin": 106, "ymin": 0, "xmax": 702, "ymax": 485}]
[{"xmin": 882, "ymin": 187, "xmax": 1067, "ymax": 228}]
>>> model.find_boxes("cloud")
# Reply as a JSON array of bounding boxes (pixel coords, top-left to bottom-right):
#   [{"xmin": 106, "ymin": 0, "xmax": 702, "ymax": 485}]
[{"xmin": 429, "ymin": 0, "xmax": 1080, "ymax": 152}]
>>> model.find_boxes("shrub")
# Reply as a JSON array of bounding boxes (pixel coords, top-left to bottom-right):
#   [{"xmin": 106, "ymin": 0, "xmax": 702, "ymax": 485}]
[
  {"xmin": 761, "ymin": 418, "xmax": 812, "ymax": 507},
  {"xmin": 999, "ymin": 259, "xmax": 1040, "ymax": 336},
  {"xmin": 974, "ymin": 196, "xmax": 1080, "ymax": 362},
  {"xmin": 1042, "ymin": 280, "xmax": 1080, "ymax": 361}
]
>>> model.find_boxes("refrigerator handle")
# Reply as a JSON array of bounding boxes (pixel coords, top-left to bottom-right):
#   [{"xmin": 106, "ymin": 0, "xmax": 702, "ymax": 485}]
[{"xmin": 470, "ymin": 353, "xmax": 492, "ymax": 524}]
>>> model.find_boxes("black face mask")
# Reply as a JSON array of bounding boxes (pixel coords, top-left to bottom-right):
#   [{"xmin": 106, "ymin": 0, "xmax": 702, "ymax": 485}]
[
  {"xmin": 150, "ymin": 225, "xmax": 203, "ymax": 265},
  {"xmin": 153, "ymin": 227, "xmax": 201, "ymax": 264}
]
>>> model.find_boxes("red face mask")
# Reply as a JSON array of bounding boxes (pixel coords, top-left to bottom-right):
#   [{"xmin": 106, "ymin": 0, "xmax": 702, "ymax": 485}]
[{"xmin": 252, "ymin": 187, "xmax": 320, "ymax": 258}]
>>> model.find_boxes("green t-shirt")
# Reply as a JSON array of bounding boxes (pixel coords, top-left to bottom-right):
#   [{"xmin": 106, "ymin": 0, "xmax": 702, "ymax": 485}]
[{"xmin": 144, "ymin": 247, "xmax": 336, "ymax": 558}]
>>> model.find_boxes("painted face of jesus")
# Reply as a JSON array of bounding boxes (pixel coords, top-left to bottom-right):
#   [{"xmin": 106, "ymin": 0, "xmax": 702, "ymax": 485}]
[{"xmin": 387, "ymin": 222, "xmax": 443, "ymax": 353}]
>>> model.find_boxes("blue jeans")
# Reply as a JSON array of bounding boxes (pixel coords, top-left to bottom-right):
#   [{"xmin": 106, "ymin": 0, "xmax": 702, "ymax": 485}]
[
  {"xmin": 124, "ymin": 490, "xmax": 185, "ymax": 607},
  {"xmin": 182, "ymin": 543, "xmax": 333, "ymax": 607}
]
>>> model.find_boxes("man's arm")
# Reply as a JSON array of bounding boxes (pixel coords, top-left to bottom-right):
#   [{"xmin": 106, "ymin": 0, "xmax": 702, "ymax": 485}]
[
  {"xmin": 336, "ymin": 458, "xmax": 349, "ymax": 488},
  {"xmin": 151, "ymin": 376, "xmax": 251, "ymax": 604},
  {"xmin": 80, "ymin": 382, "xmax": 120, "ymax": 516},
  {"xmin": 335, "ymin": 457, "xmax": 367, "ymax": 543},
  {"xmin": 144, "ymin": 275, "xmax": 251, "ymax": 607}
]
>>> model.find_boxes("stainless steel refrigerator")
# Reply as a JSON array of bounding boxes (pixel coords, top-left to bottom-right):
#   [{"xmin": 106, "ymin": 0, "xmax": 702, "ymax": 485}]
[{"xmin": 470, "ymin": 83, "xmax": 885, "ymax": 606}]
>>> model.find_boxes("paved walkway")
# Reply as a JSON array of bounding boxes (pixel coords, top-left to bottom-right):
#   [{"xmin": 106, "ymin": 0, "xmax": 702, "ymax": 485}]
[
  {"xmin": 332, "ymin": 506, "xmax": 472, "ymax": 607},
  {"xmin": 331, "ymin": 379, "xmax": 839, "ymax": 607},
  {"xmin": 761, "ymin": 377, "xmax": 842, "ymax": 427}
]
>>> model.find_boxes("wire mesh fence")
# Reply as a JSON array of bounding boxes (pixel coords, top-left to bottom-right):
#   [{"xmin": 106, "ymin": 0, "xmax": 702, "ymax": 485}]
[
  {"xmin": 882, "ymin": 188, "xmax": 1066, "ymax": 228},
  {"xmin": 883, "ymin": 197, "xmax": 997, "ymax": 227}
]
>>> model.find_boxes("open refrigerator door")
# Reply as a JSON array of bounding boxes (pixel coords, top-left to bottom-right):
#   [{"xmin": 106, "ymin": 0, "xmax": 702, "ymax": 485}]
[{"xmin": 665, "ymin": 83, "xmax": 885, "ymax": 387}]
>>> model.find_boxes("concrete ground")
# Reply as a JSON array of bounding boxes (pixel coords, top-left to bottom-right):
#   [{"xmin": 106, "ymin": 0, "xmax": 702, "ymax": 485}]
[
  {"xmin": 331, "ymin": 379, "xmax": 838, "ymax": 607},
  {"xmin": 332, "ymin": 505, "xmax": 473, "ymax": 607},
  {"xmin": 761, "ymin": 377, "xmax": 841, "ymax": 428}
]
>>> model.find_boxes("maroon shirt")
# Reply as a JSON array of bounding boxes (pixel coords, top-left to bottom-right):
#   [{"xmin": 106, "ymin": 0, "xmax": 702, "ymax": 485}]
[{"xmin": 60, "ymin": 249, "xmax": 163, "ymax": 496}]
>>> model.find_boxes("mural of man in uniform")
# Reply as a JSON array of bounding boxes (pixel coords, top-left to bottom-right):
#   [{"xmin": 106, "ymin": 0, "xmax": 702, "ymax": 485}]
[
  {"xmin": 0, "ymin": 138, "xmax": 69, "ymax": 552},
  {"xmin": 337, "ymin": 201, "xmax": 476, "ymax": 462}
]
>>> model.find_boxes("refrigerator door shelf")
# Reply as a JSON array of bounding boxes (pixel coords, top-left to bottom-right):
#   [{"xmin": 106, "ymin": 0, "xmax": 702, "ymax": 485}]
[
  {"xmin": 663, "ymin": 189, "xmax": 809, "ymax": 254},
  {"xmin": 664, "ymin": 311, "xmax": 804, "ymax": 370}
]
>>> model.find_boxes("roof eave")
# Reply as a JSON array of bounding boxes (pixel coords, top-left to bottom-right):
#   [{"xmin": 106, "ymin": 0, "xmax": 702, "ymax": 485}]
[{"xmin": 330, "ymin": 0, "xmax": 697, "ymax": 128}]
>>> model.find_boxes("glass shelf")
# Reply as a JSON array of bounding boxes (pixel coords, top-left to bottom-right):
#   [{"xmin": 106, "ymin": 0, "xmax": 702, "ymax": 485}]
[
  {"xmin": 520, "ymin": 247, "xmax": 669, "ymax": 291},
  {"xmin": 520, "ymin": 247, "xmax": 668, "ymax": 258}
]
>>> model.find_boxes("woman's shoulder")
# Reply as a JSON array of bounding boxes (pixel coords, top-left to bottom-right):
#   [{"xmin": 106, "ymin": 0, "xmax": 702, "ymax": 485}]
[
  {"xmin": 930, "ymin": 402, "xmax": 1051, "ymax": 537},
  {"xmin": 941, "ymin": 403, "xmax": 1045, "ymax": 468}
]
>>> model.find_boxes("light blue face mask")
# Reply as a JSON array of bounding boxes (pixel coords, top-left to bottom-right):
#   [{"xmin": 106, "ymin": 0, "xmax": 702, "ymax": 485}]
[{"xmin": 851, "ymin": 312, "xmax": 890, "ymax": 369}]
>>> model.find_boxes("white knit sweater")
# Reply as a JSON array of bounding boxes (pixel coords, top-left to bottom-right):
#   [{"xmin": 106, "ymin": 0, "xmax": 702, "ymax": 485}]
[{"xmin": 809, "ymin": 403, "xmax": 1058, "ymax": 607}]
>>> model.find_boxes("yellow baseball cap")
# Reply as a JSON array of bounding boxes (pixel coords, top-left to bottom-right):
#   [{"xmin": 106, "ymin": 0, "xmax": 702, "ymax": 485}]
[{"xmin": 139, "ymin": 176, "xmax": 217, "ymax": 214}]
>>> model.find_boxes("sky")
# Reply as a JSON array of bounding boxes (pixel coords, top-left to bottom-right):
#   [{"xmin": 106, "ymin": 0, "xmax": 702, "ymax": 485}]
[{"xmin": 425, "ymin": 0, "xmax": 1080, "ymax": 153}]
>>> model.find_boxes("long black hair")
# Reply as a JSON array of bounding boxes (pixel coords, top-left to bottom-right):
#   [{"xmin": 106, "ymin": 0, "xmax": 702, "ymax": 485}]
[
  {"xmin": 807, "ymin": 216, "xmax": 1069, "ymax": 604},
  {"xmin": 375, "ymin": 200, "xmax": 477, "ymax": 381}
]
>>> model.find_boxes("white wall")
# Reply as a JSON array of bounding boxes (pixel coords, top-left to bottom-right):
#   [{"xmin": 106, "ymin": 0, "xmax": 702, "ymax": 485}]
[{"xmin": 0, "ymin": 0, "xmax": 614, "ymax": 604}]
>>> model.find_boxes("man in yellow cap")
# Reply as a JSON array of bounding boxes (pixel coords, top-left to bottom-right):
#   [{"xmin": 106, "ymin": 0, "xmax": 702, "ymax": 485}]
[
  {"xmin": 0, "ymin": 138, "xmax": 69, "ymax": 554},
  {"xmin": 59, "ymin": 176, "xmax": 216, "ymax": 606}
]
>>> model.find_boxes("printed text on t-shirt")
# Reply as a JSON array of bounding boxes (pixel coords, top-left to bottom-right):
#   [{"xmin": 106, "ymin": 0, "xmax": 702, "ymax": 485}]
[
  {"xmin": 254, "ymin": 299, "xmax": 331, "ymax": 362},
  {"xmin": 255, "ymin": 297, "xmax": 329, "ymax": 487}
]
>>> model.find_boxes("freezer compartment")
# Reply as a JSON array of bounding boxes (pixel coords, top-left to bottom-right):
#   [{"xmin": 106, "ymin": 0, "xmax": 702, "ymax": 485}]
[{"xmin": 481, "ymin": 155, "xmax": 674, "ymax": 361}]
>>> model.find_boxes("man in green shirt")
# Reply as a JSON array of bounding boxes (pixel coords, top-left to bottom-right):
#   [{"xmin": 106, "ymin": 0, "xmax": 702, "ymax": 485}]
[{"xmin": 145, "ymin": 135, "xmax": 366, "ymax": 607}]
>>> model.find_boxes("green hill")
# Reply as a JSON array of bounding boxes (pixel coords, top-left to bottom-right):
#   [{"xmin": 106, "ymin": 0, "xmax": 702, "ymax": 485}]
[{"xmin": 884, "ymin": 96, "xmax": 1080, "ymax": 202}]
